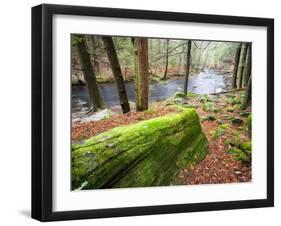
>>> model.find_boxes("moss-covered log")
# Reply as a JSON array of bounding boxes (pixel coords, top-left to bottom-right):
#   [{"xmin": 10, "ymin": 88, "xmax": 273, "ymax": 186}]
[{"xmin": 72, "ymin": 108, "xmax": 208, "ymax": 190}]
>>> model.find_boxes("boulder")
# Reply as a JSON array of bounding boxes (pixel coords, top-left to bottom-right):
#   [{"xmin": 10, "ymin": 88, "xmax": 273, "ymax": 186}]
[
  {"xmin": 72, "ymin": 108, "xmax": 208, "ymax": 190},
  {"xmin": 231, "ymin": 117, "xmax": 244, "ymax": 125}
]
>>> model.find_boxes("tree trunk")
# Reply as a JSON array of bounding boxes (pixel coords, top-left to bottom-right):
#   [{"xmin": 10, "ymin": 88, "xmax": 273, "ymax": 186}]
[
  {"xmin": 183, "ymin": 40, "xmax": 192, "ymax": 94},
  {"xmin": 202, "ymin": 50, "xmax": 210, "ymax": 71},
  {"xmin": 237, "ymin": 43, "xmax": 248, "ymax": 89},
  {"xmin": 241, "ymin": 74, "xmax": 252, "ymax": 110},
  {"xmin": 102, "ymin": 36, "xmax": 130, "ymax": 113},
  {"xmin": 196, "ymin": 49, "xmax": 202, "ymax": 72},
  {"xmin": 163, "ymin": 39, "xmax": 169, "ymax": 80},
  {"xmin": 231, "ymin": 43, "xmax": 242, "ymax": 89},
  {"xmin": 90, "ymin": 35, "xmax": 101, "ymax": 74},
  {"xmin": 74, "ymin": 35, "xmax": 105, "ymax": 111},
  {"xmin": 133, "ymin": 38, "xmax": 149, "ymax": 111},
  {"xmin": 243, "ymin": 44, "xmax": 252, "ymax": 87}
]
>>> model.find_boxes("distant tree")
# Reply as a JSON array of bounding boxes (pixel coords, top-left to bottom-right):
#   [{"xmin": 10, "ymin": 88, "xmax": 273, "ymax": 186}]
[
  {"xmin": 162, "ymin": 39, "xmax": 170, "ymax": 80},
  {"xmin": 132, "ymin": 37, "xmax": 149, "ymax": 111},
  {"xmin": 243, "ymin": 44, "xmax": 252, "ymax": 87},
  {"xmin": 102, "ymin": 36, "xmax": 130, "ymax": 113},
  {"xmin": 237, "ymin": 43, "xmax": 249, "ymax": 89},
  {"xmin": 73, "ymin": 34, "xmax": 105, "ymax": 111},
  {"xmin": 231, "ymin": 43, "xmax": 242, "ymax": 89},
  {"xmin": 183, "ymin": 40, "xmax": 192, "ymax": 94}
]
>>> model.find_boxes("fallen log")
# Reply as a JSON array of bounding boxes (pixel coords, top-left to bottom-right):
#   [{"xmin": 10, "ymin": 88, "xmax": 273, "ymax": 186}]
[{"xmin": 72, "ymin": 107, "xmax": 208, "ymax": 190}]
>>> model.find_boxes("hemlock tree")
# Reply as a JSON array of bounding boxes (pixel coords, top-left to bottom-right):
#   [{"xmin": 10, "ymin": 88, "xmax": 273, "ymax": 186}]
[
  {"xmin": 183, "ymin": 40, "xmax": 192, "ymax": 94},
  {"xmin": 237, "ymin": 43, "xmax": 249, "ymax": 89},
  {"xmin": 132, "ymin": 37, "xmax": 149, "ymax": 111},
  {"xmin": 162, "ymin": 39, "xmax": 170, "ymax": 80},
  {"xmin": 102, "ymin": 36, "xmax": 130, "ymax": 114},
  {"xmin": 73, "ymin": 34, "xmax": 105, "ymax": 111},
  {"xmin": 231, "ymin": 43, "xmax": 242, "ymax": 89}
]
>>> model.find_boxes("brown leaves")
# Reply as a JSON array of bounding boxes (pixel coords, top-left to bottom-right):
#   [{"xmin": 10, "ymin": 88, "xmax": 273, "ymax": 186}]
[
  {"xmin": 72, "ymin": 106, "xmax": 179, "ymax": 143},
  {"xmin": 177, "ymin": 93, "xmax": 251, "ymax": 185}
]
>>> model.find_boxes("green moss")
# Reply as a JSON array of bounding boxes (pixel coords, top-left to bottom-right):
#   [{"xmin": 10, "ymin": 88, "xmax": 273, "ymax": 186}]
[
  {"xmin": 227, "ymin": 140, "xmax": 251, "ymax": 163},
  {"xmin": 173, "ymin": 92, "xmax": 186, "ymax": 99},
  {"xmin": 212, "ymin": 124, "xmax": 228, "ymax": 139},
  {"xmin": 72, "ymin": 107, "xmax": 208, "ymax": 189},
  {"xmin": 203, "ymin": 102, "xmax": 214, "ymax": 112}
]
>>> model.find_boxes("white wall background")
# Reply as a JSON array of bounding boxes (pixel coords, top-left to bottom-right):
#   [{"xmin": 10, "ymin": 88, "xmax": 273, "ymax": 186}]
[{"xmin": 0, "ymin": 0, "xmax": 279, "ymax": 225}]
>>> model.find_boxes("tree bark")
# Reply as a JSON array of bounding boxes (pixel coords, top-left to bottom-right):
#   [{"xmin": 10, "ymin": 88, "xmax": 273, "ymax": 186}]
[
  {"xmin": 241, "ymin": 74, "xmax": 252, "ymax": 110},
  {"xmin": 237, "ymin": 43, "xmax": 248, "ymax": 89},
  {"xmin": 133, "ymin": 38, "xmax": 149, "ymax": 111},
  {"xmin": 90, "ymin": 35, "xmax": 101, "ymax": 74},
  {"xmin": 74, "ymin": 35, "xmax": 105, "ymax": 111},
  {"xmin": 102, "ymin": 36, "xmax": 130, "ymax": 113},
  {"xmin": 183, "ymin": 40, "xmax": 192, "ymax": 94},
  {"xmin": 163, "ymin": 39, "xmax": 170, "ymax": 80},
  {"xmin": 231, "ymin": 43, "xmax": 242, "ymax": 89},
  {"xmin": 243, "ymin": 44, "xmax": 252, "ymax": 87}
]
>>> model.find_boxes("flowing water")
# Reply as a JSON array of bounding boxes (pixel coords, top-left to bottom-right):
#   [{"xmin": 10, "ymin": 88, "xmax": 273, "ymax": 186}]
[{"xmin": 72, "ymin": 69, "xmax": 228, "ymax": 113}]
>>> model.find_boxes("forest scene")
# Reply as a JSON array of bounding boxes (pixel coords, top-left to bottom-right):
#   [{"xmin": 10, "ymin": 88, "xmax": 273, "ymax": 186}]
[{"xmin": 71, "ymin": 34, "xmax": 252, "ymax": 190}]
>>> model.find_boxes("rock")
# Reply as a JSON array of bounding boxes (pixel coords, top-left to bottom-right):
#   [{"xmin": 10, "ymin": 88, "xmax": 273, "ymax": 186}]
[
  {"xmin": 203, "ymin": 115, "xmax": 216, "ymax": 121},
  {"xmin": 80, "ymin": 109, "xmax": 112, "ymax": 123},
  {"xmin": 72, "ymin": 108, "xmax": 208, "ymax": 189},
  {"xmin": 231, "ymin": 117, "xmax": 244, "ymax": 125},
  {"xmin": 240, "ymin": 112, "xmax": 251, "ymax": 117},
  {"xmin": 227, "ymin": 140, "xmax": 251, "ymax": 163}
]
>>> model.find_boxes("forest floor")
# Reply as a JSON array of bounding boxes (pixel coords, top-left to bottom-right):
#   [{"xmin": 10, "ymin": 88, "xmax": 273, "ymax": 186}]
[
  {"xmin": 177, "ymin": 92, "xmax": 252, "ymax": 184},
  {"xmin": 72, "ymin": 90, "xmax": 251, "ymax": 185}
]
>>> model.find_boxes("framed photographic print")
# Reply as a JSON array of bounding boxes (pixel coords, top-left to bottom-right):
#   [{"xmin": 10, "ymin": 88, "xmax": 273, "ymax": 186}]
[{"xmin": 31, "ymin": 4, "xmax": 274, "ymax": 221}]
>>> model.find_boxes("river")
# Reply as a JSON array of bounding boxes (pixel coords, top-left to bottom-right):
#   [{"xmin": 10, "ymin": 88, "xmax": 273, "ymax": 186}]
[{"xmin": 72, "ymin": 69, "xmax": 228, "ymax": 113}]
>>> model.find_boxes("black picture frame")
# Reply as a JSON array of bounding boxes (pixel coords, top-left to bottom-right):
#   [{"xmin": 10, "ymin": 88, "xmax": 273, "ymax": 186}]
[{"xmin": 32, "ymin": 3, "xmax": 274, "ymax": 222}]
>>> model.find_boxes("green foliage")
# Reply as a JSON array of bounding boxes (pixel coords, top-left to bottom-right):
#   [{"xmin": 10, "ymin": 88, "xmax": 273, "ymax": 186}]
[
  {"xmin": 114, "ymin": 37, "xmax": 134, "ymax": 66},
  {"xmin": 72, "ymin": 34, "xmax": 84, "ymax": 46}
]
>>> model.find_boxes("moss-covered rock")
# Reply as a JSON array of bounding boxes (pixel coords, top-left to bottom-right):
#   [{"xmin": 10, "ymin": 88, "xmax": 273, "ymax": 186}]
[
  {"xmin": 72, "ymin": 108, "xmax": 208, "ymax": 190},
  {"xmin": 231, "ymin": 117, "xmax": 244, "ymax": 125},
  {"xmin": 227, "ymin": 140, "xmax": 252, "ymax": 163}
]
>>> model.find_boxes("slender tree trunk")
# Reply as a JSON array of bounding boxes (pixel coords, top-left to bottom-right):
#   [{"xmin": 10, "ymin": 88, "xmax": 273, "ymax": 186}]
[
  {"xmin": 237, "ymin": 43, "xmax": 248, "ymax": 89},
  {"xmin": 177, "ymin": 54, "xmax": 182, "ymax": 74},
  {"xmin": 231, "ymin": 43, "xmax": 242, "ymax": 89},
  {"xmin": 163, "ymin": 39, "xmax": 169, "ymax": 80},
  {"xmin": 243, "ymin": 44, "xmax": 252, "ymax": 87},
  {"xmin": 102, "ymin": 36, "xmax": 130, "ymax": 113},
  {"xmin": 196, "ymin": 49, "xmax": 202, "ymax": 72},
  {"xmin": 202, "ymin": 50, "xmax": 210, "ymax": 71},
  {"xmin": 183, "ymin": 40, "xmax": 192, "ymax": 94},
  {"xmin": 75, "ymin": 35, "xmax": 105, "ymax": 111},
  {"xmin": 241, "ymin": 74, "xmax": 252, "ymax": 110},
  {"xmin": 132, "ymin": 38, "xmax": 149, "ymax": 111}
]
